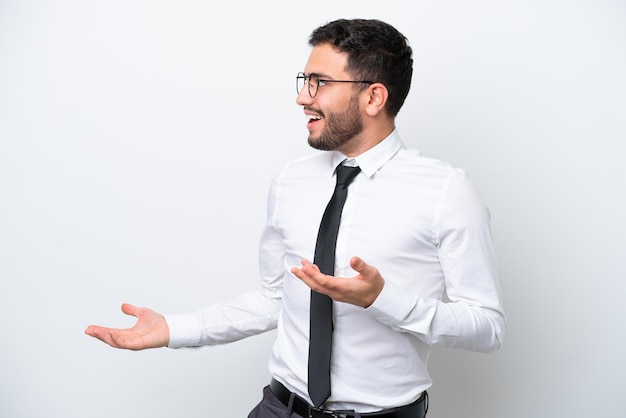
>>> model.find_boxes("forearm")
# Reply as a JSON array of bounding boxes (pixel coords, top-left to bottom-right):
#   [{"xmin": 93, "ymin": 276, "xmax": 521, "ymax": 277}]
[
  {"xmin": 165, "ymin": 287, "xmax": 282, "ymax": 348},
  {"xmin": 366, "ymin": 280, "xmax": 505, "ymax": 353}
]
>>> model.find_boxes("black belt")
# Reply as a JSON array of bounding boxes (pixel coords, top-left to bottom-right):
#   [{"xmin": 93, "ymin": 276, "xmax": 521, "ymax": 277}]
[{"xmin": 269, "ymin": 379, "xmax": 428, "ymax": 418}]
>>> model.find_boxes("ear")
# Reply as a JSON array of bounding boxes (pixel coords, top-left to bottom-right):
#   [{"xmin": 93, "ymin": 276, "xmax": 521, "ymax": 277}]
[{"xmin": 363, "ymin": 83, "xmax": 389, "ymax": 117}]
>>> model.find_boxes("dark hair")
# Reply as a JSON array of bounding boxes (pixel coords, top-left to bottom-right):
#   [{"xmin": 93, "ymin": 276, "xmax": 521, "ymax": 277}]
[{"xmin": 309, "ymin": 19, "xmax": 413, "ymax": 117}]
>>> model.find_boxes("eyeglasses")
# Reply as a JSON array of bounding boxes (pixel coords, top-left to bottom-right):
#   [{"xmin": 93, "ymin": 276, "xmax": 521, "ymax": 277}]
[{"xmin": 296, "ymin": 72, "xmax": 374, "ymax": 98}]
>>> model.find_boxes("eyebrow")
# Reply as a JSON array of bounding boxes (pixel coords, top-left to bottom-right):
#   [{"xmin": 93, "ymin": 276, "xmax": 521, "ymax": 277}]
[{"xmin": 305, "ymin": 72, "xmax": 336, "ymax": 80}]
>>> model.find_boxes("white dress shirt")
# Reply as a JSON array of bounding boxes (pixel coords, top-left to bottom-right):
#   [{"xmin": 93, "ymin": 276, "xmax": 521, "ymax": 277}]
[{"xmin": 165, "ymin": 129, "xmax": 505, "ymax": 412}]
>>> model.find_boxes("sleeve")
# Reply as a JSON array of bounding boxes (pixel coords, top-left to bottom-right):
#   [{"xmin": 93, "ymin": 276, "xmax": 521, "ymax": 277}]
[
  {"xmin": 165, "ymin": 174, "xmax": 286, "ymax": 349},
  {"xmin": 366, "ymin": 169, "xmax": 506, "ymax": 353}
]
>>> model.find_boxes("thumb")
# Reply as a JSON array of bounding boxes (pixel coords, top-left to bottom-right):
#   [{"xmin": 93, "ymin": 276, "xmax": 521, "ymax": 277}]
[
  {"xmin": 350, "ymin": 256, "xmax": 369, "ymax": 274},
  {"xmin": 121, "ymin": 303, "xmax": 140, "ymax": 318}
]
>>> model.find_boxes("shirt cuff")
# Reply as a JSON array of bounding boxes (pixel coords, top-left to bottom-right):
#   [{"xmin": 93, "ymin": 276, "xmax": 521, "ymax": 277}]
[
  {"xmin": 164, "ymin": 313, "xmax": 202, "ymax": 348},
  {"xmin": 365, "ymin": 280, "xmax": 417, "ymax": 325}
]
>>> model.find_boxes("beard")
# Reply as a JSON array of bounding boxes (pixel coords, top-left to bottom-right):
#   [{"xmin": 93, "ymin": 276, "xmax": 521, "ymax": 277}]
[{"xmin": 307, "ymin": 95, "xmax": 363, "ymax": 151}]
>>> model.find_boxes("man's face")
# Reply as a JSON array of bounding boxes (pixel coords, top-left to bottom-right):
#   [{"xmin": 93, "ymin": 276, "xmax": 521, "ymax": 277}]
[{"xmin": 296, "ymin": 44, "xmax": 364, "ymax": 152}]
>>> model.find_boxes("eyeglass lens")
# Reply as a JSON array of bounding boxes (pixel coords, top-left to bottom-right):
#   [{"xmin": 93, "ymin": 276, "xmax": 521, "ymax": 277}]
[{"xmin": 296, "ymin": 73, "xmax": 319, "ymax": 97}]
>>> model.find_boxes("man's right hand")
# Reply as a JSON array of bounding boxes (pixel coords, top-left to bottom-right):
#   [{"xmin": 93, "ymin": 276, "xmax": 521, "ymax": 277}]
[{"xmin": 85, "ymin": 303, "xmax": 170, "ymax": 350}]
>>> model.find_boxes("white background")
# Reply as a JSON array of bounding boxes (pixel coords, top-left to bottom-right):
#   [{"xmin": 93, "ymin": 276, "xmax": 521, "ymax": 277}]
[{"xmin": 1, "ymin": 1, "xmax": 625, "ymax": 417}]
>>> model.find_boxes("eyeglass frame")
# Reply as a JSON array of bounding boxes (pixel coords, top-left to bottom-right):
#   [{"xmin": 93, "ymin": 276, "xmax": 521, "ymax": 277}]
[{"xmin": 296, "ymin": 72, "xmax": 375, "ymax": 98}]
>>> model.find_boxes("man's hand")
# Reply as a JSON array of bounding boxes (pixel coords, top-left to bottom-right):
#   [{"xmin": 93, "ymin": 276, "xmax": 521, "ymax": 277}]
[
  {"xmin": 85, "ymin": 303, "xmax": 170, "ymax": 350},
  {"xmin": 291, "ymin": 256, "xmax": 385, "ymax": 308}
]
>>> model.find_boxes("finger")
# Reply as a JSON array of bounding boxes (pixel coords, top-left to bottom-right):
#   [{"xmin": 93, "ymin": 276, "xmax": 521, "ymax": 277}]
[
  {"xmin": 84, "ymin": 326, "xmax": 118, "ymax": 346},
  {"xmin": 291, "ymin": 265, "xmax": 314, "ymax": 284},
  {"xmin": 290, "ymin": 260, "xmax": 316, "ymax": 279},
  {"xmin": 84, "ymin": 325, "xmax": 98, "ymax": 336},
  {"xmin": 84, "ymin": 324, "xmax": 114, "ymax": 338},
  {"xmin": 350, "ymin": 256, "xmax": 367, "ymax": 273},
  {"xmin": 89, "ymin": 325, "xmax": 146, "ymax": 350},
  {"xmin": 121, "ymin": 303, "xmax": 140, "ymax": 317},
  {"xmin": 291, "ymin": 262, "xmax": 328, "ymax": 292},
  {"xmin": 350, "ymin": 256, "xmax": 378, "ymax": 280},
  {"xmin": 299, "ymin": 259, "xmax": 322, "ymax": 275},
  {"xmin": 85, "ymin": 304, "xmax": 140, "ymax": 343},
  {"xmin": 350, "ymin": 257, "xmax": 379, "ymax": 280}
]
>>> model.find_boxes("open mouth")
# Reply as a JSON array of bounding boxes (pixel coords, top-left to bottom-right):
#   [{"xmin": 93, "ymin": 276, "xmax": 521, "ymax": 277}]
[{"xmin": 306, "ymin": 113, "xmax": 322, "ymax": 128}]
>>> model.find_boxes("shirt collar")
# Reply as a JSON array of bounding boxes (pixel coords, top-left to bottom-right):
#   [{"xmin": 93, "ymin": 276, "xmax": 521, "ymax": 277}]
[{"xmin": 329, "ymin": 129, "xmax": 403, "ymax": 178}]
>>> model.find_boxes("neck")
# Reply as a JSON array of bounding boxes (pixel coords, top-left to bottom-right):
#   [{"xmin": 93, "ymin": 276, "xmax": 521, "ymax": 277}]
[{"xmin": 338, "ymin": 123, "xmax": 395, "ymax": 158}]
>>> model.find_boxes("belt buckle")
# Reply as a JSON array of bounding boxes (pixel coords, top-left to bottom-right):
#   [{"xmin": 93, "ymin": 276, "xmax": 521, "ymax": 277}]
[{"xmin": 308, "ymin": 406, "xmax": 348, "ymax": 418}]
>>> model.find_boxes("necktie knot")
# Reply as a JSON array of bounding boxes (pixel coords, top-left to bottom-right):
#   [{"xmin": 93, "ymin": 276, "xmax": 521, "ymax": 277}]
[{"xmin": 336, "ymin": 164, "xmax": 361, "ymax": 187}]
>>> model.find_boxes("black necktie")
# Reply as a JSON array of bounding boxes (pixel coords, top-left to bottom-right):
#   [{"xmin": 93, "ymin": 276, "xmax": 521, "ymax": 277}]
[{"xmin": 308, "ymin": 163, "xmax": 361, "ymax": 407}]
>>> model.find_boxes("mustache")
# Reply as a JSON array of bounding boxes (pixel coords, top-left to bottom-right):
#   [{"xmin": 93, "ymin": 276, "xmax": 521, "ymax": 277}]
[{"xmin": 304, "ymin": 106, "xmax": 325, "ymax": 118}]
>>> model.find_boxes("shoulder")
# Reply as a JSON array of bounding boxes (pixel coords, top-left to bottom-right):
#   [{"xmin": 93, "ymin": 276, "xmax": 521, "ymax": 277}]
[
  {"xmin": 387, "ymin": 147, "xmax": 468, "ymax": 182},
  {"xmin": 272, "ymin": 152, "xmax": 333, "ymax": 183}
]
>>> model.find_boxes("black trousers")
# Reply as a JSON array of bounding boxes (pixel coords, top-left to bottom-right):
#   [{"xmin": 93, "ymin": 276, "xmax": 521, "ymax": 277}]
[
  {"xmin": 248, "ymin": 385, "xmax": 305, "ymax": 418},
  {"xmin": 248, "ymin": 385, "xmax": 428, "ymax": 418}
]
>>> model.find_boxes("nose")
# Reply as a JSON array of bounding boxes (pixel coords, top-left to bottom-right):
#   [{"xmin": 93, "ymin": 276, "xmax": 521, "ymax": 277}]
[{"xmin": 296, "ymin": 85, "xmax": 314, "ymax": 106}]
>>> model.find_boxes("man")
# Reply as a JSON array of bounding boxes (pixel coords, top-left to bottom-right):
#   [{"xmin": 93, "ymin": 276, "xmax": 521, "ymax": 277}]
[{"xmin": 86, "ymin": 18, "xmax": 505, "ymax": 417}]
